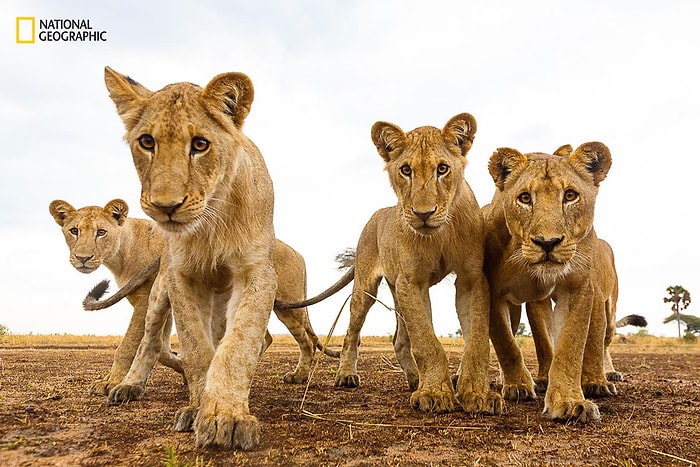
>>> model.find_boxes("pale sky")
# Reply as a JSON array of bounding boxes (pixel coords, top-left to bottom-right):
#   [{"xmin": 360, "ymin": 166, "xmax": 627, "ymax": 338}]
[{"xmin": 1, "ymin": 0, "xmax": 698, "ymax": 338}]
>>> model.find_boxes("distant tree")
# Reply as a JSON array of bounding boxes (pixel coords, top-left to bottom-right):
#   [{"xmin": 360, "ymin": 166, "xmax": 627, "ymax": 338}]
[
  {"xmin": 663, "ymin": 285, "xmax": 692, "ymax": 338},
  {"xmin": 663, "ymin": 313, "xmax": 700, "ymax": 336},
  {"xmin": 0, "ymin": 323, "xmax": 9, "ymax": 336},
  {"xmin": 334, "ymin": 247, "xmax": 356, "ymax": 271}
]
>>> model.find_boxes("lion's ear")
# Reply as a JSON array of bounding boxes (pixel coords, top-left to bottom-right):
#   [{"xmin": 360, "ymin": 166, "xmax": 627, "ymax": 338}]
[
  {"xmin": 569, "ymin": 142, "xmax": 612, "ymax": 186},
  {"xmin": 553, "ymin": 144, "xmax": 573, "ymax": 157},
  {"xmin": 443, "ymin": 113, "xmax": 477, "ymax": 157},
  {"xmin": 104, "ymin": 199, "xmax": 129, "ymax": 226},
  {"xmin": 488, "ymin": 148, "xmax": 528, "ymax": 190},
  {"xmin": 104, "ymin": 67, "xmax": 151, "ymax": 131},
  {"xmin": 49, "ymin": 200, "xmax": 76, "ymax": 227},
  {"xmin": 371, "ymin": 121, "xmax": 405, "ymax": 163},
  {"xmin": 201, "ymin": 72, "xmax": 254, "ymax": 128}
]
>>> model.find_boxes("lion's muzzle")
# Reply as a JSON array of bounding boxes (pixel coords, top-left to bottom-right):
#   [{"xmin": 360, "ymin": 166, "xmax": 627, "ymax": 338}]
[{"xmin": 531, "ymin": 236, "xmax": 563, "ymax": 255}]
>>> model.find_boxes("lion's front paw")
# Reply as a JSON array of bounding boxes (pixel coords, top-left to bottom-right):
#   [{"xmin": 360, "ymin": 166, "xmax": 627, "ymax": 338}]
[
  {"xmin": 335, "ymin": 372, "xmax": 361, "ymax": 388},
  {"xmin": 283, "ymin": 370, "xmax": 309, "ymax": 384},
  {"xmin": 108, "ymin": 383, "xmax": 145, "ymax": 404},
  {"xmin": 173, "ymin": 406, "xmax": 198, "ymax": 432},
  {"xmin": 457, "ymin": 390, "xmax": 504, "ymax": 415},
  {"xmin": 583, "ymin": 381, "xmax": 618, "ymax": 398},
  {"xmin": 605, "ymin": 371, "xmax": 624, "ymax": 382},
  {"xmin": 195, "ymin": 410, "xmax": 260, "ymax": 450},
  {"xmin": 502, "ymin": 382, "xmax": 537, "ymax": 402},
  {"xmin": 89, "ymin": 378, "xmax": 118, "ymax": 396},
  {"xmin": 410, "ymin": 388, "xmax": 455, "ymax": 413},
  {"xmin": 543, "ymin": 398, "xmax": 601, "ymax": 423}
]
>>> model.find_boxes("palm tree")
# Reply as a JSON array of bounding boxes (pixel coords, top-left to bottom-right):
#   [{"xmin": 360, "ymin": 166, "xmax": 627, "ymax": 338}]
[{"xmin": 663, "ymin": 285, "xmax": 691, "ymax": 338}]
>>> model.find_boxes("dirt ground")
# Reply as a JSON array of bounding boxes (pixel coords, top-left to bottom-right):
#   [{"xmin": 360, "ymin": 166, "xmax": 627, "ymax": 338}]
[{"xmin": 1, "ymin": 337, "xmax": 699, "ymax": 466}]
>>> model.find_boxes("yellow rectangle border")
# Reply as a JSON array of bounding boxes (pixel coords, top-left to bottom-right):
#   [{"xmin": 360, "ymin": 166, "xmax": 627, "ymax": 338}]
[{"xmin": 16, "ymin": 17, "xmax": 36, "ymax": 44}]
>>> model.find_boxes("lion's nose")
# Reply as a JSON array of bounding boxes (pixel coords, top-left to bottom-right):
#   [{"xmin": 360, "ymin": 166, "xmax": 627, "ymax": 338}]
[
  {"xmin": 532, "ymin": 236, "xmax": 563, "ymax": 253},
  {"xmin": 412, "ymin": 207, "xmax": 437, "ymax": 222},
  {"xmin": 151, "ymin": 199, "xmax": 185, "ymax": 216},
  {"xmin": 75, "ymin": 255, "xmax": 93, "ymax": 265}
]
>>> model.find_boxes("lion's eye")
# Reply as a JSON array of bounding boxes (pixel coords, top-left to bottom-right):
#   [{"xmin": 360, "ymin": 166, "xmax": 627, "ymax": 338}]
[
  {"xmin": 138, "ymin": 134, "xmax": 155, "ymax": 151},
  {"xmin": 191, "ymin": 137, "xmax": 209, "ymax": 153},
  {"xmin": 517, "ymin": 192, "xmax": 532, "ymax": 204},
  {"xmin": 400, "ymin": 164, "xmax": 412, "ymax": 177},
  {"xmin": 563, "ymin": 189, "xmax": 579, "ymax": 202},
  {"xmin": 69, "ymin": 227, "xmax": 79, "ymax": 236},
  {"xmin": 96, "ymin": 229, "xmax": 107, "ymax": 238},
  {"xmin": 436, "ymin": 163, "xmax": 449, "ymax": 176}
]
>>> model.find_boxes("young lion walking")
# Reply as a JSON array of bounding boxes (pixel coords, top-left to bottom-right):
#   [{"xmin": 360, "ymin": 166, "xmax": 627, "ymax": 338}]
[
  {"xmin": 104, "ymin": 67, "xmax": 277, "ymax": 450},
  {"xmin": 335, "ymin": 113, "xmax": 503, "ymax": 415}
]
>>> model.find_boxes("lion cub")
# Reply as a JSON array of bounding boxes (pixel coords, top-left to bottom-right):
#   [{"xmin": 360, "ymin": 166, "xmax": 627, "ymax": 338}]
[
  {"xmin": 483, "ymin": 142, "xmax": 613, "ymax": 423},
  {"xmin": 335, "ymin": 113, "xmax": 503, "ymax": 415},
  {"xmin": 49, "ymin": 199, "xmax": 183, "ymax": 394}
]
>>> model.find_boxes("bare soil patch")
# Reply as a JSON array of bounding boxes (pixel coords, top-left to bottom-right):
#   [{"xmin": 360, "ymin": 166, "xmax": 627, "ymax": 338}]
[{"xmin": 1, "ymin": 338, "xmax": 699, "ymax": 466}]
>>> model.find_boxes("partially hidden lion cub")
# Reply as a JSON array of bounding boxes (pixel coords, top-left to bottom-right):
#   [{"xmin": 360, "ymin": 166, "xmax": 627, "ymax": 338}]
[
  {"xmin": 335, "ymin": 113, "xmax": 503, "ymax": 415},
  {"xmin": 484, "ymin": 142, "xmax": 613, "ymax": 423},
  {"xmin": 49, "ymin": 199, "xmax": 184, "ymax": 394},
  {"xmin": 104, "ymin": 66, "xmax": 278, "ymax": 450}
]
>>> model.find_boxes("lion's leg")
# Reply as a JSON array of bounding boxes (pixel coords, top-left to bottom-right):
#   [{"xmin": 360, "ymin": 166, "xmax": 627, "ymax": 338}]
[
  {"xmin": 388, "ymin": 284, "xmax": 419, "ymax": 391},
  {"xmin": 194, "ymin": 262, "xmax": 276, "ymax": 451},
  {"xmin": 603, "ymin": 299, "xmax": 622, "ymax": 381},
  {"xmin": 490, "ymin": 298, "xmax": 537, "ymax": 401},
  {"xmin": 90, "ymin": 287, "xmax": 150, "ymax": 396},
  {"xmin": 526, "ymin": 299, "xmax": 554, "ymax": 393},
  {"xmin": 272, "ymin": 242, "xmax": 315, "ymax": 384},
  {"xmin": 274, "ymin": 307, "xmax": 315, "ymax": 384},
  {"xmin": 157, "ymin": 311, "xmax": 184, "ymax": 376},
  {"xmin": 581, "ymin": 293, "xmax": 617, "ymax": 397},
  {"xmin": 335, "ymin": 277, "xmax": 381, "ymax": 388},
  {"xmin": 169, "ymin": 271, "xmax": 217, "ymax": 434},
  {"xmin": 393, "ymin": 275, "xmax": 454, "ymax": 414},
  {"xmin": 454, "ymin": 272, "xmax": 503, "ymax": 415},
  {"xmin": 109, "ymin": 276, "xmax": 171, "ymax": 404},
  {"xmin": 543, "ymin": 284, "xmax": 601, "ymax": 423}
]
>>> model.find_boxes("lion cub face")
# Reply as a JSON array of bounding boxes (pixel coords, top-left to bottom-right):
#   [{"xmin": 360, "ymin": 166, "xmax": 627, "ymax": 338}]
[
  {"xmin": 371, "ymin": 113, "xmax": 477, "ymax": 235},
  {"xmin": 104, "ymin": 67, "xmax": 255, "ymax": 234},
  {"xmin": 488, "ymin": 142, "xmax": 612, "ymax": 283},
  {"xmin": 49, "ymin": 199, "xmax": 128, "ymax": 273}
]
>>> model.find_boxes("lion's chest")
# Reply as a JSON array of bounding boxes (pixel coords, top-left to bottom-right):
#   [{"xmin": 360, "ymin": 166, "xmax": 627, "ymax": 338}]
[{"xmin": 494, "ymin": 254, "xmax": 555, "ymax": 305}]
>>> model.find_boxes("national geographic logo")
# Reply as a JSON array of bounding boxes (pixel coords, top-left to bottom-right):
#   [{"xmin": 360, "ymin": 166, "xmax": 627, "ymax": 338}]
[{"xmin": 16, "ymin": 17, "xmax": 107, "ymax": 44}]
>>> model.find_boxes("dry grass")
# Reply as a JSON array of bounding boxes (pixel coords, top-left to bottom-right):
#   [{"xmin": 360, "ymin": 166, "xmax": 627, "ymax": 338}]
[{"xmin": 1, "ymin": 332, "xmax": 698, "ymax": 351}]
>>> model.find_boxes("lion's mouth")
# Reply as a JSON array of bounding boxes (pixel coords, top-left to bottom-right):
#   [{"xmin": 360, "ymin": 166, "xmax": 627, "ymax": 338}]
[
  {"xmin": 157, "ymin": 219, "xmax": 191, "ymax": 233},
  {"xmin": 529, "ymin": 260, "xmax": 571, "ymax": 283},
  {"xmin": 410, "ymin": 222, "xmax": 442, "ymax": 236},
  {"xmin": 74, "ymin": 265, "xmax": 98, "ymax": 274}
]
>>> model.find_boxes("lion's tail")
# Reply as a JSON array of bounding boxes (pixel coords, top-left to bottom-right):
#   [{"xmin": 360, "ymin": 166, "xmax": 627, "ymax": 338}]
[
  {"xmin": 615, "ymin": 314, "xmax": 647, "ymax": 328},
  {"xmin": 274, "ymin": 265, "xmax": 355, "ymax": 311},
  {"xmin": 316, "ymin": 340, "xmax": 341, "ymax": 358},
  {"xmin": 82, "ymin": 257, "xmax": 160, "ymax": 311}
]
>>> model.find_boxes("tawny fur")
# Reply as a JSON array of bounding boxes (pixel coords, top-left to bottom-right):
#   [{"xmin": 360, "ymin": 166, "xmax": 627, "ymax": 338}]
[
  {"xmin": 334, "ymin": 113, "xmax": 503, "ymax": 416},
  {"xmin": 49, "ymin": 199, "xmax": 183, "ymax": 395},
  {"xmin": 89, "ymin": 237, "xmax": 339, "ymax": 409},
  {"xmin": 104, "ymin": 67, "xmax": 278, "ymax": 450},
  {"xmin": 483, "ymin": 142, "xmax": 612, "ymax": 423},
  {"xmin": 512, "ymin": 237, "xmax": 646, "ymax": 392}
]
